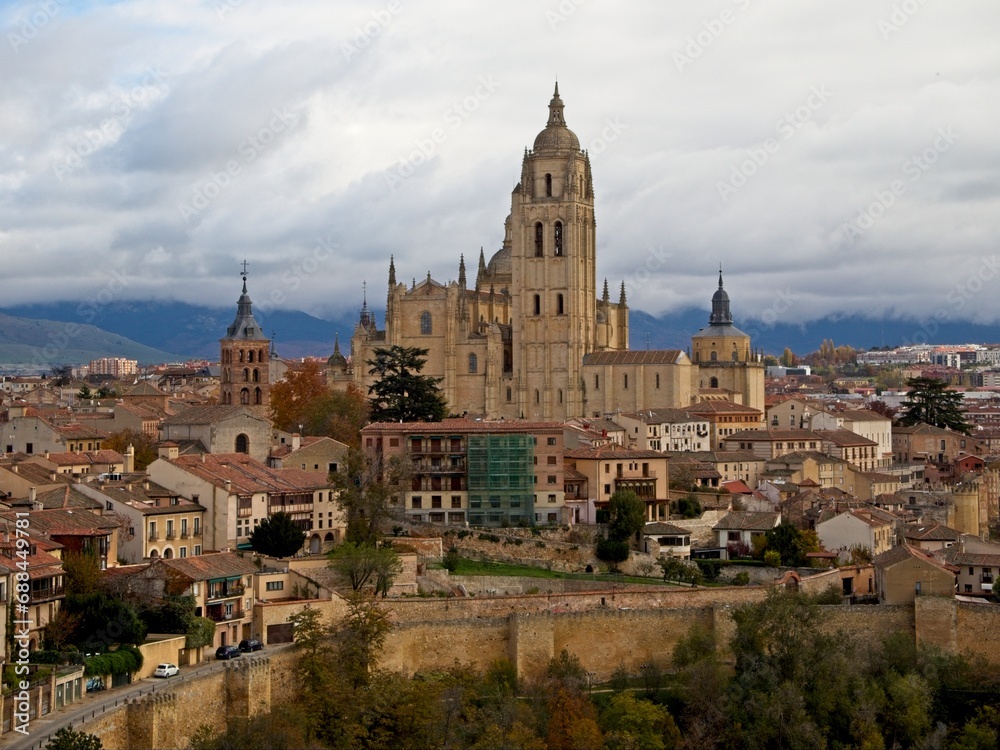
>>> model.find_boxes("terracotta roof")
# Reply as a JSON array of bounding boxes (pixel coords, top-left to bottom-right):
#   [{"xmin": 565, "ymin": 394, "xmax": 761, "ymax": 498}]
[
  {"xmin": 875, "ymin": 543, "xmax": 958, "ymax": 573},
  {"xmin": 643, "ymin": 522, "xmax": 692, "ymax": 536},
  {"xmin": 161, "ymin": 405, "xmax": 268, "ymax": 426},
  {"xmin": 946, "ymin": 551, "xmax": 1000, "ymax": 567},
  {"xmin": 563, "ymin": 467, "xmax": 588, "ymax": 482},
  {"xmin": 721, "ymin": 480, "xmax": 754, "ymax": 495},
  {"xmin": 582, "ymin": 350, "xmax": 685, "ymax": 366},
  {"xmin": 816, "ymin": 429, "xmax": 879, "ymax": 447},
  {"xmin": 87, "ymin": 482, "xmax": 207, "ymax": 516},
  {"xmin": 687, "ymin": 401, "xmax": 762, "ymax": 415},
  {"xmin": 0, "ymin": 463, "xmax": 73, "ymax": 487},
  {"xmin": 34, "ymin": 486, "xmax": 103, "ymax": 511},
  {"xmin": 728, "ymin": 429, "xmax": 822, "ymax": 442},
  {"xmin": 159, "ymin": 551, "xmax": 257, "ymax": 581},
  {"xmin": 905, "ymin": 522, "xmax": 960, "ymax": 542},
  {"xmin": 618, "ymin": 408, "xmax": 706, "ymax": 424},
  {"xmin": 565, "ymin": 447, "xmax": 668, "ymax": 460},
  {"xmin": 713, "ymin": 511, "xmax": 780, "ymax": 531},
  {"xmin": 363, "ymin": 420, "xmax": 563, "ymax": 435},
  {"xmin": 167, "ymin": 453, "xmax": 331, "ymax": 494},
  {"xmin": 32, "ymin": 450, "xmax": 124, "ymax": 466}
]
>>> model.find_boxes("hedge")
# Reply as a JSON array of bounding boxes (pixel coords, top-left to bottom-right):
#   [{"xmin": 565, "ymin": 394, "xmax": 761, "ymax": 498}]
[{"xmin": 84, "ymin": 647, "xmax": 143, "ymax": 677}]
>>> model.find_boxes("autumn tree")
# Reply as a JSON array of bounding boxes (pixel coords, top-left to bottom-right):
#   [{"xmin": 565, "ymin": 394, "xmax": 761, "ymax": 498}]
[
  {"xmin": 269, "ymin": 360, "xmax": 330, "ymax": 432},
  {"xmin": 269, "ymin": 361, "xmax": 369, "ymax": 447},
  {"xmin": 898, "ymin": 376, "xmax": 972, "ymax": 434},
  {"xmin": 63, "ymin": 551, "xmax": 102, "ymax": 596},
  {"xmin": 331, "ymin": 447, "xmax": 409, "ymax": 544},
  {"xmin": 103, "ymin": 429, "xmax": 158, "ymax": 471},
  {"xmin": 367, "ymin": 345, "xmax": 448, "ymax": 423},
  {"xmin": 866, "ymin": 399, "xmax": 898, "ymax": 419},
  {"xmin": 327, "ymin": 541, "xmax": 402, "ymax": 595}
]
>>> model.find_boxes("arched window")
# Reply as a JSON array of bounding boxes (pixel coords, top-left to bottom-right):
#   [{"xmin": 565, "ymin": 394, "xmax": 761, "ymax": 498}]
[
  {"xmin": 222, "ymin": 369, "xmax": 229, "ymax": 383},
  {"xmin": 535, "ymin": 390, "xmax": 540, "ymax": 404},
  {"xmin": 535, "ymin": 222, "xmax": 543, "ymax": 257},
  {"xmin": 545, "ymin": 173, "xmax": 552, "ymax": 197},
  {"xmin": 557, "ymin": 294, "xmax": 564, "ymax": 315},
  {"xmin": 506, "ymin": 387, "xmax": 512, "ymax": 402},
  {"xmin": 239, "ymin": 350, "xmax": 245, "ymax": 363},
  {"xmin": 710, "ymin": 351, "xmax": 718, "ymax": 362},
  {"xmin": 731, "ymin": 350, "xmax": 739, "ymax": 361},
  {"xmin": 235, "ymin": 433, "xmax": 249, "ymax": 453},
  {"xmin": 254, "ymin": 387, "xmax": 262, "ymax": 405},
  {"xmin": 240, "ymin": 388, "xmax": 249, "ymax": 405},
  {"xmin": 252, "ymin": 368, "xmax": 259, "ymax": 382},
  {"xmin": 149, "ymin": 549, "xmax": 159, "ymax": 560},
  {"xmin": 554, "ymin": 221, "xmax": 563, "ymax": 256},
  {"xmin": 420, "ymin": 312, "xmax": 432, "ymax": 334},
  {"xmin": 710, "ymin": 377, "xmax": 719, "ymax": 389},
  {"xmin": 468, "ymin": 353, "xmax": 477, "ymax": 373},
  {"xmin": 247, "ymin": 350, "xmax": 254, "ymax": 363},
  {"xmin": 558, "ymin": 389, "xmax": 563, "ymax": 404},
  {"xmin": 163, "ymin": 548, "xmax": 173, "ymax": 559},
  {"xmin": 533, "ymin": 295, "xmax": 541, "ymax": 315}
]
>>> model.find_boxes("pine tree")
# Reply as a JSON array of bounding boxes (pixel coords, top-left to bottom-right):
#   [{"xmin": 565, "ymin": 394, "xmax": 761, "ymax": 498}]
[
  {"xmin": 898, "ymin": 377, "xmax": 972, "ymax": 434},
  {"xmin": 366, "ymin": 345, "xmax": 448, "ymax": 422}
]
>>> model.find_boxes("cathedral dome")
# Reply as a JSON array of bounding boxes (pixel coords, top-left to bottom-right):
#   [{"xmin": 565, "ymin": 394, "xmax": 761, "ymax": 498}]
[
  {"xmin": 532, "ymin": 83, "xmax": 580, "ymax": 153},
  {"xmin": 486, "ymin": 245, "xmax": 511, "ymax": 279}
]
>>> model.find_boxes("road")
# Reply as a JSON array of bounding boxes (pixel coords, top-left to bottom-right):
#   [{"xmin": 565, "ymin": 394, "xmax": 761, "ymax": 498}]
[{"xmin": 0, "ymin": 645, "xmax": 293, "ymax": 750}]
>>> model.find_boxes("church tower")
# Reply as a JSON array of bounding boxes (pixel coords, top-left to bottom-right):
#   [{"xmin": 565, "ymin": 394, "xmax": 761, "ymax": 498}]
[
  {"xmin": 690, "ymin": 270, "xmax": 763, "ymax": 411},
  {"xmin": 509, "ymin": 83, "xmax": 599, "ymax": 420},
  {"xmin": 219, "ymin": 268, "xmax": 271, "ymax": 411}
]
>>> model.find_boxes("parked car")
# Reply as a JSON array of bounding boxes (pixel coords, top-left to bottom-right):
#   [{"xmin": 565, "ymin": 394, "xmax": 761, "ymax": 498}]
[
  {"xmin": 238, "ymin": 639, "xmax": 264, "ymax": 652},
  {"xmin": 215, "ymin": 645, "xmax": 241, "ymax": 660},
  {"xmin": 153, "ymin": 663, "xmax": 179, "ymax": 678}
]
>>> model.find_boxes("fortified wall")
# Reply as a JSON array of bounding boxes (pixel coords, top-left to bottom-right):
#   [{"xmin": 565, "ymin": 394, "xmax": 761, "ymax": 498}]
[{"xmin": 79, "ymin": 592, "xmax": 1000, "ymax": 749}]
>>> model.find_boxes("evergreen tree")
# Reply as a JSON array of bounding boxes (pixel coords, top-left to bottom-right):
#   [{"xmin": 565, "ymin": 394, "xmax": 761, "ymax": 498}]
[
  {"xmin": 898, "ymin": 376, "xmax": 972, "ymax": 434},
  {"xmin": 366, "ymin": 345, "xmax": 448, "ymax": 422},
  {"xmin": 249, "ymin": 512, "xmax": 306, "ymax": 558}
]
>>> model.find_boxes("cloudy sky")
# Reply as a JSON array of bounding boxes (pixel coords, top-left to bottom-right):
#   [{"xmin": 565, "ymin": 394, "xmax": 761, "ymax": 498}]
[{"xmin": 2, "ymin": 0, "xmax": 998, "ymax": 330}]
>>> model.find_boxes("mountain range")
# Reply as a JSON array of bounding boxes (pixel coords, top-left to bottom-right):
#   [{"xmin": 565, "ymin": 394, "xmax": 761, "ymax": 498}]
[{"xmin": 1, "ymin": 300, "xmax": 999, "ymax": 369}]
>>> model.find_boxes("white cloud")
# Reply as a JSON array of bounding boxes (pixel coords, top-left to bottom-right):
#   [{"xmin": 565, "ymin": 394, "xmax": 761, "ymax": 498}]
[{"xmin": 0, "ymin": 0, "xmax": 997, "ymax": 328}]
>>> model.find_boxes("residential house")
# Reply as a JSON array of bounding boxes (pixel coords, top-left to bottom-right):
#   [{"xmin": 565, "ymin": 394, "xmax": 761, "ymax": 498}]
[
  {"xmin": 25, "ymin": 450, "xmax": 125, "ymax": 478},
  {"xmin": 722, "ymin": 429, "xmax": 824, "ymax": 460},
  {"xmin": 892, "ymin": 423, "xmax": 969, "ymax": 466},
  {"xmin": 613, "ymin": 409, "xmax": 710, "ymax": 452},
  {"xmin": 268, "ymin": 434, "xmax": 348, "ymax": 474},
  {"xmin": 903, "ymin": 522, "xmax": 961, "ymax": 553},
  {"xmin": 564, "ymin": 447, "xmax": 670, "ymax": 525},
  {"xmin": 0, "ymin": 527, "xmax": 65, "ymax": 651},
  {"xmin": 563, "ymin": 418, "xmax": 626, "ymax": 449},
  {"xmin": 815, "ymin": 429, "xmax": 882, "ymax": 472},
  {"xmin": 362, "ymin": 420, "xmax": 567, "ymax": 526},
  {"xmin": 0, "ymin": 508, "xmax": 119, "ymax": 570},
  {"xmin": 677, "ymin": 450, "xmax": 765, "ymax": 488},
  {"xmin": 810, "ymin": 408, "xmax": 893, "ymax": 468},
  {"xmin": 0, "ymin": 461, "xmax": 73, "ymax": 500},
  {"xmin": 765, "ymin": 397, "xmax": 820, "ymax": 430},
  {"xmin": 874, "ymin": 543, "xmax": 956, "ymax": 604},
  {"xmin": 148, "ymin": 453, "xmax": 340, "ymax": 555},
  {"xmin": 944, "ymin": 537, "xmax": 1000, "ymax": 597},
  {"xmin": 817, "ymin": 509, "xmax": 895, "ymax": 563},
  {"xmin": 641, "ymin": 522, "xmax": 692, "ymax": 559},
  {"xmin": 686, "ymin": 400, "xmax": 763, "ymax": 450},
  {"xmin": 712, "ymin": 511, "xmax": 781, "ymax": 559},
  {"xmin": 75, "ymin": 480, "xmax": 207, "ymax": 563},
  {"xmin": 3, "ymin": 405, "xmax": 108, "ymax": 455}
]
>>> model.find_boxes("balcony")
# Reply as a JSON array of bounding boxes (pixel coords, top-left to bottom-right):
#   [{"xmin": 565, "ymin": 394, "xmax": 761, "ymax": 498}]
[
  {"xmin": 180, "ymin": 530, "xmax": 189, "ymax": 539},
  {"xmin": 207, "ymin": 584, "xmax": 245, "ymax": 601},
  {"xmin": 30, "ymin": 585, "xmax": 65, "ymax": 604},
  {"xmin": 148, "ymin": 532, "xmax": 159, "ymax": 541},
  {"xmin": 166, "ymin": 531, "xmax": 176, "ymax": 540},
  {"xmin": 415, "ymin": 463, "xmax": 465, "ymax": 474},
  {"xmin": 206, "ymin": 608, "xmax": 244, "ymax": 622}
]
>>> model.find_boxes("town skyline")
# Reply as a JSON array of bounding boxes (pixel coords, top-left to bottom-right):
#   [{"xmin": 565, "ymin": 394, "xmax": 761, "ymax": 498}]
[{"xmin": 2, "ymin": 2, "xmax": 999, "ymax": 330}]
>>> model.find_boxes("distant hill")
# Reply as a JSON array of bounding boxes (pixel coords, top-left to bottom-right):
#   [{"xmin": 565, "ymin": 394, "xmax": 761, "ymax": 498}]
[
  {"xmin": 0, "ymin": 312, "xmax": 181, "ymax": 368},
  {"xmin": 3, "ymin": 302, "xmax": 999, "ymax": 363}
]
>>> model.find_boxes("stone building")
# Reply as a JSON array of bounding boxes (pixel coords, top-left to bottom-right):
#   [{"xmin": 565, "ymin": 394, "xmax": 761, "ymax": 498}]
[
  {"xmin": 348, "ymin": 85, "xmax": 763, "ymax": 421},
  {"xmin": 219, "ymin": 271, "xmax": 271, "ymax": 411}
]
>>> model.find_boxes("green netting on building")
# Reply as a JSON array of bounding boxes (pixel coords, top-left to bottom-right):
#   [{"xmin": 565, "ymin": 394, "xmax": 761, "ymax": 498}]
[{"xmin": 466, "ymin": 434, "xmax": 534, "ymax": 526}]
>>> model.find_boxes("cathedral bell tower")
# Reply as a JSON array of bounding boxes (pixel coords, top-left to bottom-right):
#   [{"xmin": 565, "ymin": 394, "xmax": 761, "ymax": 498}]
[
  {"xmin": 509, "ymin": 83, "xmax": 597, "ymax": 420},
  {"xmin": 219, "ymin": 267, "xmax": 271, "ymax": 411}
]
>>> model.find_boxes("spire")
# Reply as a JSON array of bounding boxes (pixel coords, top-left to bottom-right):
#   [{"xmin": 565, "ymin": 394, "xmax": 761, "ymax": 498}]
[
  {"xmin": 547, "ymin": 81, "xmax": 566, "ymax": 127},
  {"xmin": 388, "ymin": 255, "xmax": 396, "ymax": 287},
  {"xmin": 602, "ymin": 278, "xmax": 610, "ymax": 305},
  {"xmin": 718, "ymin": 263, "xmax": 724, "ymax": 289},
  {"xmin": 223, "ymin": 263, "xmax": 267, "ymax": 341},
  {"xmin": 333, "ymin": 333, "xmax": 341, "ymax": 356},
  {"xmin": 477, "ymin": 247, "xmax": 487, "ymax": 282},
  {"xmin": 358, "ymin": 280, "xmax": 376, "ymax": 332},
  {"xmin": 458, "ymin": 254, "xmax": 466, "ymax": 289},
  {"xmin": 619, "ymin": 281, "xmax": 627, "ymax": 307},
  {"xmin": 709, "ymin": 268, "xmax": 734, "ymax": 326}
]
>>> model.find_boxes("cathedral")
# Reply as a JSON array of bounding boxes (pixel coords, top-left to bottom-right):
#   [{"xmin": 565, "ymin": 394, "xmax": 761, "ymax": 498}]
[{"xmin": 344, "ymin": 85, "xmax": 763, "ymax": 419}]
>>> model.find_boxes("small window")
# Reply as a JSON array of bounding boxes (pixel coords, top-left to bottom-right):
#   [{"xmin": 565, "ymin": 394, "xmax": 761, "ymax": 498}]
[
  {"xmin": 547, "ymin": 437, "xmax": 557, "ymax": 446},
  {"xmin": 506, "ymin": 387, "xmax": 512, "ymax": 402},
  {"xmin": 557, "ymin": 293, "xmax": 564, "ymax": 315},
  {"xmin": 624, "ymin": 374, "xmax": 628, "ymax": 389},
  {"xmin": 534, "ymin": 295, "xmax": 541, "ymax": 315},
  {"xmin": 468, "ymin": 353, "xmax": 477, "ymax": 373},
  {"xmin": 535, "ymin": 390, "xmax": 540, "ymax": 404},
  {"xmin": 594, "ymin": 374, "xmax": 599, "ymax": 390},
  {"xmin": 554, "ymin": 221, "xmax": 563, "ymax": 256},
  {"xmin": 545, "ymin": 173, "xmax": 552, "ymax": 197},
  {"xmin": 412, "ymin": 496, "xmax": 422, "ymax": 509},
  {"xmin": 420, "ymin": 312, "xmax": 432, "ymax": 335},
  {"xmin": 535, "ymin": 222, "xmax": 544, "ymax": 256},
  {"xmin": 655, "ymin": 373, "xmax": 660, "ymax": 389}
]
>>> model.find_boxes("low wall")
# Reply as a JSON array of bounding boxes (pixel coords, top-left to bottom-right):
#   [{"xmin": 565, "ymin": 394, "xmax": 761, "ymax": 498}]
[{"xmin": 136, "ymin": 636, "xmax": 189, "ymax": 679}]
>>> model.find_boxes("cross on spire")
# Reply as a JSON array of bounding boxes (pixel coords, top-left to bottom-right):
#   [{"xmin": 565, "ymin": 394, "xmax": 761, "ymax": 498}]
[{"xmin": 241, "ymin": 259, "xmax": 249, "ymax": 279}]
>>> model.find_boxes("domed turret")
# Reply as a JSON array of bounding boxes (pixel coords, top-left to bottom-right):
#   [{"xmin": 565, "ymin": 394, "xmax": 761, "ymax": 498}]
[
  {"xmin": 709, "ymin": 268, "xmax": 733, "ymax": 326},
  {"xmin": 532, "ymin": 82, "xmax": 581, "ymax": 153}
]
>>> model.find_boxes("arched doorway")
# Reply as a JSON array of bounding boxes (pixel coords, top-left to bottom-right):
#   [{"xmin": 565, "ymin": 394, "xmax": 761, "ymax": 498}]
[{"xmin": 309, "ymin": 535, "xmax": 321, "ymax": 554}]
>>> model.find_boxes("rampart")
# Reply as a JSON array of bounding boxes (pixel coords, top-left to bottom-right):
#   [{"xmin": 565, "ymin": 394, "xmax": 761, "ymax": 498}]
[{"xmin": 69, "ymin": 592, "xmax": 1000, "ymax": 749}]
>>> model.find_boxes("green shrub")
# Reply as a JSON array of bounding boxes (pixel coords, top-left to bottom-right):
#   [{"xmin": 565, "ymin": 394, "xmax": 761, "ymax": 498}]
[
  {"xmin": 30, "ymin": 650, "xmax": 63, "ymax": 664},
  {"xmin": 732, "ymin": 571, "xmax": 751, "ymax": 586},
  {"xmin": 596, "ymin": 538, "xmax": 629, "ymax": 565},
  {"xmin": 443, "ymin": 546, "xmax": 460, "ymax": 572},
  {"xmin": 763, "ymin": 550, "xmax": 782, "ymax": 568},
  {"xmin": 84, "ymin": 647, "xmax": 143, "ymax": 677}
]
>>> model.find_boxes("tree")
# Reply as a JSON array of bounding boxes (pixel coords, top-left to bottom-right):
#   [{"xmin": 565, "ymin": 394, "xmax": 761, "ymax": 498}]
[
  {"xmin": 327, "ymin": 541, "xmax": 402, "ymax": 594},
  {"xmin": 248, "ymin": 512, "xmax": 306, "ymax": 558},
  {"xmin": 103, "ymin": 429, "xmax": 158, "ymax": 471},
  {"xmin": 331, "ymin": 447, "xmax": 409, "ymax": 544},
  {"xmin": 63, "ymin": 550, "xmax": 102, "ymax": 596},
  {"xmin": 49, "ymin": 365, "xmax": 73, "ymax": 386},
  {"xmin": 898, "ymin": 376, "xmax": 972, "ymax": 434},
  {"xmin": 367, "ymin": 345, "xmax": 448, "ymax": 422},
  {"xmin": 45, "ymin": 727, "xmax": 103, "ymax": 750},
  {"xmin": 269, "ymin": 362, "xmax": 370, "ymax": 447},
  {"xmin": 607, "ymin": 489, "xmax": 645, "ymax": 544},
  {"xmin": 600, "ymin": 691, "xmax": 680, "ymax": 750},
  {"xmin": 269, "ymin": 360, "xmax": 330, "ymax": 432},
  {"xmin": 332, "ymin": 594, "xmax": 393, "ymax": 689},
  {"xmin": 77, "ymin": 384, "xmax": 94, "ymax": 400},
  {"xmin": 865, "ymin": 399, "xmax": 898, "ymax": 419},
  {"xmin": 780, "ymin": 347, "xmax": 796, "ymax": 367},
  {"xmin": 61, "ymin": 593, "xmax": 146, "ymax": 652}
]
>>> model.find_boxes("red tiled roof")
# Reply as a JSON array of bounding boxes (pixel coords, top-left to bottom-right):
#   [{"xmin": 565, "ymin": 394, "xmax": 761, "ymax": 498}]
[
  {"xmin": 582, "ymin": 350, "xmax": 684, "ymax": 366},
  {"xmin": 159, "ymin": 551, "xmax": 257, "ymax": 581},
  {"xmin": 168, "ymin": 453, "xmax": 330, "ymax": 494},
  {"xmin": 363, "ymin": 420, "xmax": 563, "ymax": 434}
]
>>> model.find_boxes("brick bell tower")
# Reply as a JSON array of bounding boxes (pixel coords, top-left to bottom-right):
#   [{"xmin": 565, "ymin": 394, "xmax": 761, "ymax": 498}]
[{"xmin": 219, "ymin": 265, "xmax": 271, "ymax": 411}]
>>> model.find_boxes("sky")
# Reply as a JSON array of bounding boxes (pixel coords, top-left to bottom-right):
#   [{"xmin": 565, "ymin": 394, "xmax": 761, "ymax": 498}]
[{"xmin": 1, "ymin": 0, "xmax": 999, "ymax": 331}]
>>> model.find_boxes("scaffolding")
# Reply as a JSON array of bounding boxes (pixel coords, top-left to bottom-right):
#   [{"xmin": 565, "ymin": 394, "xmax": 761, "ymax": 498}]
[{"xmin": 466, "ymin": 434, "xmax": 534, "ymax": 526}]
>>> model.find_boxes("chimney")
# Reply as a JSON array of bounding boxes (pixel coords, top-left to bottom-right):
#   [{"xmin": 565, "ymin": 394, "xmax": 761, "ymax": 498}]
[
  {"xmin": 50, "ymin": 472, "xmax": 57, "ymax": 481},
  {"xmin": 12, "ymin": 465, "xmax": 17, "ymax": 474},
  {"xmin": 44, "ymin": 450, "xmax": 50, "ymax": 459},
  {"xmin": 157, "ymin": 444, "xmax": 179, "ymax": 460},
  {"xmin": 28, "ymin": 487, "xmax": 36, "ymax": 503},
  {"xmin": 124, "ymin": 443, "xmax": 135, "ymax": 473},
  {"xmin": 292, "ymin": 433, "xmax": 301, "ymax": 451},
  {"xmin": 143, "ymin": 480, "xmax": 150, "ymax": 490},
  {"xmin": 224, "ymin": 479, "xmax": 232, "ymax": 493}
]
